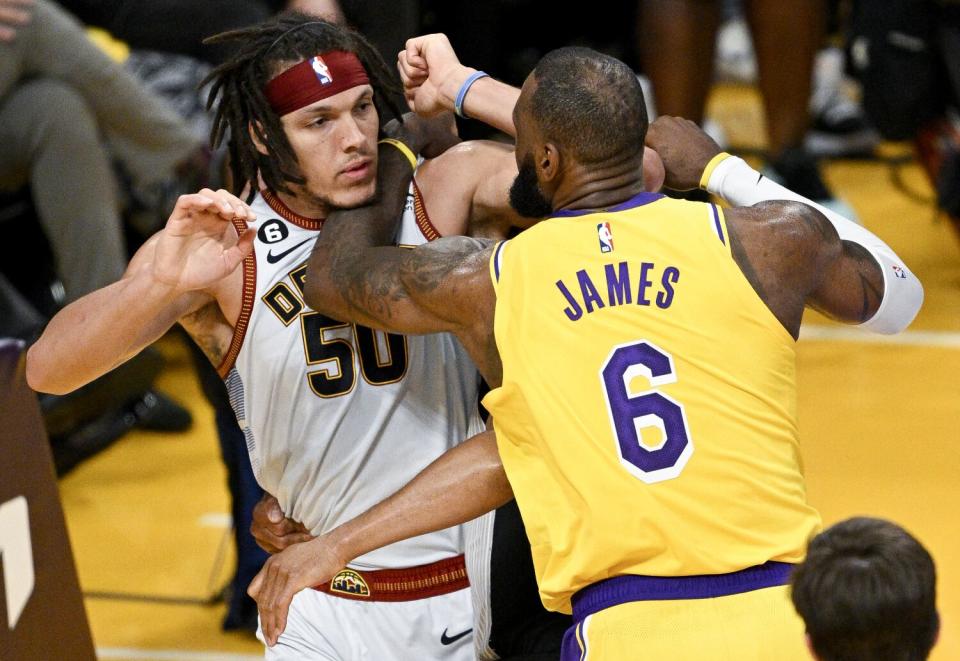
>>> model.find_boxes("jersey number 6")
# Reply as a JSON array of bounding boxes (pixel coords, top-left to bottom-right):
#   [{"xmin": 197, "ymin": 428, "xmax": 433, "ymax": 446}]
[{"xmin": 600, "ymin": 340, "xmax": 694, "ymax": 484}]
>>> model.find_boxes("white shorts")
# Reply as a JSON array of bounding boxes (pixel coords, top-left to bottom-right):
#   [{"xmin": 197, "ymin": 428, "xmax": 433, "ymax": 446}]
[{"xmin": 258, "ymin": 585, "xmax": 475, "ymax": 661}]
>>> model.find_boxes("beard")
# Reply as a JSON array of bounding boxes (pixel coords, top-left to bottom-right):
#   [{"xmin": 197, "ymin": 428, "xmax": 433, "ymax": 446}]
[{"xmin": 509, "ymin": 155, "xmax": 554, "ymax": 219}]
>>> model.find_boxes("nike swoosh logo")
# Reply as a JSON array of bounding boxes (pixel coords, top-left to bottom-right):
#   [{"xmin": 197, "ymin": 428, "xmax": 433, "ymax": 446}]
[
  {"xmin": 266, "ymin": 238, "xmax": 311, "ymax": 264},
  {"xmin": 440, "ymin": 628, "xmax": 472, "ymax": 645}
]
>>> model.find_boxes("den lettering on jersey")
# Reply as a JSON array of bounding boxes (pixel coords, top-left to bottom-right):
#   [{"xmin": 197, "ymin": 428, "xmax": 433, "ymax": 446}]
[{"xmin": 223, "ymin": 184, "xmax": 484, "ymax": 570}]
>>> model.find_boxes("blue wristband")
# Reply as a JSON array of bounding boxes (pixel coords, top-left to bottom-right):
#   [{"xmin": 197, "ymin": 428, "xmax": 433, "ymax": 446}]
[{"xmin": 454, "ymin": 71, "xmax": 490, "ymax": 119}]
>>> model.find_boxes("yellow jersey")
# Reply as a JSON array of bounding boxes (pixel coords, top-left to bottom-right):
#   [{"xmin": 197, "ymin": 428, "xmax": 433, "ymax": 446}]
[{"xmin": 482, "ymin": 192, "xmax": 821, "ymax": 614}]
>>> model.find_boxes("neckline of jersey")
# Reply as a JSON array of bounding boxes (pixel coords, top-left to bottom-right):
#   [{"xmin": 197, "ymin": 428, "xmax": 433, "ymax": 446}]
[
  {"xmin": 261, "ymin": 188, "xmax": 326, "ymax": 230},
  {"xmin": 549, "ymin": 191, "xmax": 665, "ymax": 219}
]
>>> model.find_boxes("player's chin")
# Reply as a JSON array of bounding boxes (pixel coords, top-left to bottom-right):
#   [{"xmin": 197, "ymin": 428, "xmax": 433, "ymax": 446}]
[{"xmin": 330, "ymin": 179, "xmax": 378, "ymax": 210}]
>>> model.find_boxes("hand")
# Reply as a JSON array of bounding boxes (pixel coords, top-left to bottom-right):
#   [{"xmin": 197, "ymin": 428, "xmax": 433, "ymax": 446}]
[
  {"xmin": 397, "ymin": 33, "xmax": 471, "ymax": 116},
  {"xmin": 384, "ymin": 112, "xmax": 459, "ymax": 160},
  {"xmin": 0, "ymin": 0, "xmax": 34, "ymax": 42},
  {"xmin": 251, "ymin": 493, "xmax": 314, "ymax": 554},
  {"xmin": 643, "ymin": 147, "xmax": 666, "ymax": 192},
  {"xmin": 152, "ymin": 188, "xmax": 256, "ymax": 292},
  {"xmin": 644, "ymin": 116, "xmax": 723, "ymax": 191},
  {"xmin": 248, "ymin": 536, "xmax": 346, "ymax": 647}
]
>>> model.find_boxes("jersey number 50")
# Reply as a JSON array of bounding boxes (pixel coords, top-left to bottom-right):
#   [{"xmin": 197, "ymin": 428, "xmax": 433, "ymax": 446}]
[
  {"xmin": 302, "ymin": 312, "xmax": 408, "ymax": 398},
  {"xmin": 600, "ymin": 340, "xmax": 694, "ymax": 484}
]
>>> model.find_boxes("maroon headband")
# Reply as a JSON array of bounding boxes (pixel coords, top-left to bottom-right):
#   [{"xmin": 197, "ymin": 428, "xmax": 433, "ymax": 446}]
[{"xmin": 265, "ymin": 51, "xmax": 370, "ymax": 117}]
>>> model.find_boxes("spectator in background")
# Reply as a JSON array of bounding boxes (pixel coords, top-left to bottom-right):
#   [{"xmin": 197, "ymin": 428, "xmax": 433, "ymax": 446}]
[
  {"xmin": 638, "ymin": 0, "xmax": 852, "ymax": 213},
  {"xmin": 0, "ymin": 0, "xmax": 196, "ymax": 443},
  {"xmin": 0, "ymin": 0, "xmax": 206, "ymax": 303},
  {"xmin": 791, "ymin": 517, "xmax": 939, "ymax": 661}
]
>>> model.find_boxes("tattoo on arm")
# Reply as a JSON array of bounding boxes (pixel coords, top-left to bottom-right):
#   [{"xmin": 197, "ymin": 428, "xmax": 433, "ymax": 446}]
[
  {"xmin": 331, "ymin": 235, "xmax": 494, "ymax": 329},
  {"xmin": 180, "ymin": 303, "xmax": 228, "ymax": 366}
]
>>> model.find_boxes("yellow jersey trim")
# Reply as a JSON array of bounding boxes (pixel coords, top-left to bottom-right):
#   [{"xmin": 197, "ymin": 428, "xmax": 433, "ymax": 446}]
[{"xmin": 378, "ymin": 138, "xmax": 418, "ymax": 171}]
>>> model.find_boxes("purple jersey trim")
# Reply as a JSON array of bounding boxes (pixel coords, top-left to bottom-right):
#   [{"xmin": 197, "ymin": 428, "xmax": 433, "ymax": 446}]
[
  {"xmin": 570, "ymin": 561, "xmax": 794, "ymax": 622},
  {"xmin": 711, "ymin": 203, "xmax": 726, "ymax": 245},
  {"xmin": 493, "ymin": 240, "xmax": 507, "ymax": 282},
  {"xmin": 551, "ymin": 192, "xmax": 665, "ymax": 218}
]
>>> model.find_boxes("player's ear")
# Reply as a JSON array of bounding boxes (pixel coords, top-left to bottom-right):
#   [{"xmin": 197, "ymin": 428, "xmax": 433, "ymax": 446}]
[
  {"xmin": 539, "ymin": 142, "xmax": 561, "ymax": 183},
  {"xmin": 249, "ymin": 121, "xmax": 269, "ymax": 156}
]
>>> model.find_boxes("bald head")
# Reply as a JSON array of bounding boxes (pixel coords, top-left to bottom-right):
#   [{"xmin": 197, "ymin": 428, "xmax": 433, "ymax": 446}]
[{"xmin": 526, "ymin": 47, "xmax": 648, "ymax": 165}]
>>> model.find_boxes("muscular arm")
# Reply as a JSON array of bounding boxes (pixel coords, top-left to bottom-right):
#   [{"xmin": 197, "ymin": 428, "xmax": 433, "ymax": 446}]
[
  {"xmin": 647, "ymin": 116, "xmax": 922, "ymax": 333},
  {"xmin": 26, "ymin": 240, "xmax": 208, "ymax": 394},
  {"xmin": 328, "ymin": 430, "xmax": 511, "ymax": 565},
  {"xmin": 26, "ymin": 190, "xmax": 253, "ymax": 394},
  {"xmin": 308, "ymin": 220, "xmax": 497, "ymax": 362},
  {"xmin": 725, "ymin": 201, "xmax": 885, "ymax": 338}
]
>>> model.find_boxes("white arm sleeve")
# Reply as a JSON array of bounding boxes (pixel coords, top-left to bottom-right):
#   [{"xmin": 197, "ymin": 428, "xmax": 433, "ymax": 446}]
[{"xmin": 703, "ymin": 155, "xmax": 923, "ymax": 334}]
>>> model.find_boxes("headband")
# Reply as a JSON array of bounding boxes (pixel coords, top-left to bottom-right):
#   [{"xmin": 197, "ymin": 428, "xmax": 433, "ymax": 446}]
[{"xmin": 265, "ymin": 50, "xmax": 370, "ymax": 117}]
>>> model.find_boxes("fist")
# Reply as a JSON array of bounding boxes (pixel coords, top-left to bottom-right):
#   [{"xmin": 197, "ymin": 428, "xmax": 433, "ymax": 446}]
[{"xmin": 645, "ymin": 116, "xmax": 723, "ymax": 191}]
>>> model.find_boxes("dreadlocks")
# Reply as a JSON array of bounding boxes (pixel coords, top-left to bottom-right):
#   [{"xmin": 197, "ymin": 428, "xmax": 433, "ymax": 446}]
[{"xmin": 202, "ymin": 13, "xmax": 403, "ymax": 201}]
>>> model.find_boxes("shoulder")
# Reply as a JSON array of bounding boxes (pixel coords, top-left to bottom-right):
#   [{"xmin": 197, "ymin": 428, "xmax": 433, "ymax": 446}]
[
  {"xmin": 726, "ymin": 200, "xmax": 840, "ymax": 264},
  {"xmin": 723, "ymin": 201, "xmax": 842, "ymax": 335},
  {"xmin": 416, "ymin": 140, "xmax": 515, "ymax": 190}
]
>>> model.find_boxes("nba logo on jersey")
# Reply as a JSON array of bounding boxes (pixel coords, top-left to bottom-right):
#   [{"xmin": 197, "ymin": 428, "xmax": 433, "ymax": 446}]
[
  {"xmin": 311, "ymin": 56, "xmax": 333, "ymax": 85},
  {"xmin": 892, "ymin": 264, "xmax": 907, "ymax": 279},
  {"xmin": 597, "ymin": 222, "xmax": 614, "ymax": 253}
]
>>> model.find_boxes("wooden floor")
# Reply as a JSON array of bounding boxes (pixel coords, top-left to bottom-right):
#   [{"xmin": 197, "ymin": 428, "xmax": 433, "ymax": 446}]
[{"xmin": 58, "ymin": 85, "xmax": 960, "ymax": 660}]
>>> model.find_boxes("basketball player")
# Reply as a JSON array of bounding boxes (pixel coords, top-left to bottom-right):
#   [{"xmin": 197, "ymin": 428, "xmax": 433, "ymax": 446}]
[
  {"xmin": 23, "ymin": 14, "xmax": 577, "ymax": 660},
  {"xmin": 248, "ymin": 39, "xmax": 924, "ymax": 659}
]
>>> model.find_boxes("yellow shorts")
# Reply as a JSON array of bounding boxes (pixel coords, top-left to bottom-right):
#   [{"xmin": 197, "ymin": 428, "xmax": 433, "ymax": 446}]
[{"xmin": 568, "ymin": 585, "xmax": 808, "ymax": 660}]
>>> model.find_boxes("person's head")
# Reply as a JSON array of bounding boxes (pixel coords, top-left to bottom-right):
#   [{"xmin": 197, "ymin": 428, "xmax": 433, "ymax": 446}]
[
  {"xmin": 791, "ymin": 517, "xmax": 939, "ymax": 661},
  {"xmin": 204, "ymin": 13, "xmax": 403, "ymax": 211},
  {"xmin": 509, "ymin": 47, "xmax": 649, "ymax": 218}
]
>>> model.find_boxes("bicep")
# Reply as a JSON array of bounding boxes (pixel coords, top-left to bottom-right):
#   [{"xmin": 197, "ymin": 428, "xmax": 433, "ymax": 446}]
[{"xmin": 807, "ymin": 240, "xmax": 884, "ymax": 325}]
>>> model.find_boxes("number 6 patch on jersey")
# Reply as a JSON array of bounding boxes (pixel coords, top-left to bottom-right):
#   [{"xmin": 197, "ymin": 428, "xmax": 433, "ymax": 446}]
[{"xmin": 599, "ymin": 340, "xmax": 693, "ymax": 484}]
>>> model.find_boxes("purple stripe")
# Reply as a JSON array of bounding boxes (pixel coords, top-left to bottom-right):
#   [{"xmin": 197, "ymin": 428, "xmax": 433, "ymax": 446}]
[
  {"xmin": 493, "ymin": 241, "xmax": 506, "ymax": 281},
  {"xmin": 560, "ymin": 625, "xmax": 582, "ymax": 661},
  {"xmin": 571, "ymin": 561, "xmax": 794, "ymax": 623},
  {"xmin": 711, "ymin": 204, "xmax": 725, "ymax": 245},
  {"xmin": 551, "ymin": 192, "xmax": 665, "ymax": 218}
]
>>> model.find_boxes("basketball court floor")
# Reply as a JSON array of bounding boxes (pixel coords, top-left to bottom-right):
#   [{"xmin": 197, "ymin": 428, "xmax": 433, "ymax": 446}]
[{"xmin": 56, "ymin": 84, "xmax": 960, "ymax": 660}]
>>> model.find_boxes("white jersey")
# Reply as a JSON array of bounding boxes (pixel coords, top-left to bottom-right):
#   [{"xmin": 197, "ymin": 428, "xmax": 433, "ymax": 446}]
[{"xmin": 220, "ymin": 182, "xmax": 483, "ymax": 570}]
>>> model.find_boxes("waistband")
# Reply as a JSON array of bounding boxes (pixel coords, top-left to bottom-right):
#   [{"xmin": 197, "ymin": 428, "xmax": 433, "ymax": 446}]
[
  {"xmin": 571, "ymin": 561, "xmax": 794, "ymax": 622},
  {"xmin": 313, "ymin": 554, "xmax": 469, "ymax": 602}
]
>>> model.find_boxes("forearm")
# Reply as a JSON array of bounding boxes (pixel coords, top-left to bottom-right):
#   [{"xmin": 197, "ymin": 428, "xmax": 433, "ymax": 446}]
[
  {"xmin": 305, "ymin": 143, "xmax": 415, "ymax": 317},
  {"xmin": 26, "ymin": 272, "xmax": 187, "ymax": 394},
  {"xmin": 703, "ymin": 154, "xmax": 923, "ymax": 333},
  {"xmin": 325, "ymin": 430, "xmax": 513, "ymax": 565},
  {"xmin": 438, "ymin": 69, "xmax": 519, "ymax": 137}
]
